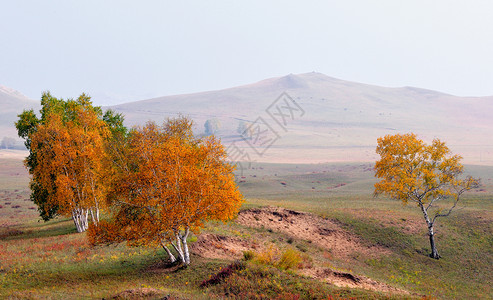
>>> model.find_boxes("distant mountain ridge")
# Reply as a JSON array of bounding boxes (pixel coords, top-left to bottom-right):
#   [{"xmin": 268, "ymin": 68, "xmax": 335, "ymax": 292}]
[
  {"xmin": 109, "ymin": 72, "xmax": 493, "ymax": 165},
  {"xmin": 1, "ymin": 73, "xmax": 492, "ymax": 164},
  {"xmin": 0, "ymin": 85, "xmax": 39, "ymax": 141}
]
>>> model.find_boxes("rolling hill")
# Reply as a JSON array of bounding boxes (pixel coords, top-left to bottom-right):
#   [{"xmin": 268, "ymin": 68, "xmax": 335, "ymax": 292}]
[
  {"xmin": 109, "ymin": 72, "xmax": 493, "ymax": 165},
  {"xmin": 0, "ymin": 85, "xmax": 40, "ymax": 143}
]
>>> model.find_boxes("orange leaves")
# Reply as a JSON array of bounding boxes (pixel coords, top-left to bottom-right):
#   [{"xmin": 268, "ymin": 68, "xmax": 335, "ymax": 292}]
[
  {"xmin": 27, "ymin": 94, "xmax": 110, "ymax": 221},
  {"xmin": 96, "ymin": 117, "xmax": 244, "ymax": 251}
]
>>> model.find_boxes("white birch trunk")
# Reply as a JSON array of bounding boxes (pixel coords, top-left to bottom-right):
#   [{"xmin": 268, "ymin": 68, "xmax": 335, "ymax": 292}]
[
  {"xmin": 160, "ymin": 242, "xmax": 177, "ymax": 263},
  {"xmin": 72, "ymin": 208, "xmax": 89, "ymax": 233},
  {"xmin": 419, "ymin": 201, "xmax": 440, "ymax": 259},
  {"xmin": 181, "ymin": 228, "xmax": 191, "ymax": 265},
  {"xmin": 171, "ymin": 234, "xmax": 186, "ymax": 264},
  {"xmin": 169, "ymin": 229, "xmax": 191, "ymax": 265}
]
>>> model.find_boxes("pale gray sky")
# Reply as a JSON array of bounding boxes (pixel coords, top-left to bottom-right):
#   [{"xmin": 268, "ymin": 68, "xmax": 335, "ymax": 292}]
[{"xmin": 1, "ymin": 0, "xmax": 493, "ymax": 105}]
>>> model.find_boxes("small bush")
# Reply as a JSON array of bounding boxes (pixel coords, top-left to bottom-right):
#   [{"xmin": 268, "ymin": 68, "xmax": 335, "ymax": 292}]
[
  {"xmin": 248, "ymin": 245, "xmax": 304, "ymax": 271},
  {"xmin": 277, "ymin": 248, "xmax": 302, "ymax": 270},
  {"xmin": 243, "ymin": 250, "xmax": 255, "ymax": 261},
  {"xmin": 254, "ymin": 245, "xmax": 279, "ymax": 266}
]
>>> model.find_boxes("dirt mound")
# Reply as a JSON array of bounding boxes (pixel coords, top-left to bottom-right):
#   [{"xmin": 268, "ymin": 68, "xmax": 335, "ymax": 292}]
[
  {"xmin": 111, "ymin": 287, "xmax": 171, "ymax": 299},
  {"xmin": 191, "ymin": 233, "xmax": 256, "ymax": 260},
  {"xmin": 236, "ymin": 206, "xmax": 390, "ymax": 258},
  {"xmin": 302, "ymin": 268, "xmax": 408, "ymax": 294},
  {"xmin": 187, "ymin": 207, "xmax": 405, "ymax": 295}
]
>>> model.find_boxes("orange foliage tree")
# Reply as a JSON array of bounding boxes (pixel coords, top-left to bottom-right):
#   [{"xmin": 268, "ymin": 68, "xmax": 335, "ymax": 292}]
[
  {"xmin": 374, "ymin": 133, "xmax": 479, "ymax": 259},
  {"xmin": 88, "ymin": 117, "xmax": 243, "ymax": 265},
  {"xmin": 16, "ymin": 92, "xmax": 114, "ymax": 232}
]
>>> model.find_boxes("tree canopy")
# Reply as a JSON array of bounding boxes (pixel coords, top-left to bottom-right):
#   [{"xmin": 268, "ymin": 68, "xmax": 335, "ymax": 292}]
[
  {"xmin": 16, "ymin": 92, "xmax": 124, "ymax": 232},
  {"xmin": 88, "ymin": 117, "xmax": 243, "ymax": 265}
]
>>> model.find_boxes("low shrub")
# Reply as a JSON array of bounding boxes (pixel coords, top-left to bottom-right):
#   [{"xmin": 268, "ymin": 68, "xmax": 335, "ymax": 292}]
[
  {"xmin": 244, "ymin": 245, "xmax": 304, "ymax": 271},
  {"xmin": 242, "ymin": 250, "xmax": 255, "ymax": 261},
  {"xmin": 277, "ymin": 248, "xmax": 302, "ymax": 270},
  {"xmin": 200, "ymin": 261, "xmax": 245, "ymax": 288}
]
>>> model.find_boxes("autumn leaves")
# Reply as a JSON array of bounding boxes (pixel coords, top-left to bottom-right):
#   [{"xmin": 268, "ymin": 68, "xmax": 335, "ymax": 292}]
[
  {"xmin": 17, "ymin": 93, "xmax": 111, "ymax": 232},
  {"xmin": 89, "ymin": 118, "xmax": 243, "ymax": 264},
  {"xmin": 374, "ymin": 133, "xmax": 479, "ymax": 259},
  {"xmin": 17, "ymin": 92, "xmax": 478, "ymax": 264},
  {"xmin": 16, "ymin": 93, "xmax": 243, "ymax": 265}
]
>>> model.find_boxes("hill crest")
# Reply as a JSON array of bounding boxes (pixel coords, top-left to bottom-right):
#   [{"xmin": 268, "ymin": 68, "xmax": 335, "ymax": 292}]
[{"xmin": 109, "ymin": 72, "xmax": 493, "ymax": 165}]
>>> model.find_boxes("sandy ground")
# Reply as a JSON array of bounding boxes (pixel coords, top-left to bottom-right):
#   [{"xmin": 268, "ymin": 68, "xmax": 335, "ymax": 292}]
[
  {"xmin": 191, "ymin": 206, "xmax": 408, "ymax": 295},
  {"xmin": 235, "ymin": 207, "xmax": 390, "ymax": 259}
]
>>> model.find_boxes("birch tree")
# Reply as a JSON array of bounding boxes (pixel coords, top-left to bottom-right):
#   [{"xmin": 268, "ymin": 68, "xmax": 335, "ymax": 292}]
[
  {"xmin": 374, "ymin": 133, "xmax": 479, "ymax": 259},
  {"xmin": 88, "ymin": 117, "xmax": 243, "ymax": 265},
  {"xmin": 16, "ymin": 92, "xmax": 114, "ymax": 232}
]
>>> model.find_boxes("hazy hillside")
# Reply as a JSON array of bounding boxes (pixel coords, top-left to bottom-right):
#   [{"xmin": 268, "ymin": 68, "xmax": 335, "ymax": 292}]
[
  {"xmin": 0, "ymin": 85, "xmax": 40, "ymax": 142},
  {"xmin": 110, "ymin": 72, "xmax": 493, "ymax": 165}
]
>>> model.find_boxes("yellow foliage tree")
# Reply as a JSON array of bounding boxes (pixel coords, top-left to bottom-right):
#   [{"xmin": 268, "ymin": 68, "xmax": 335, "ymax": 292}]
[
  {"xmin": 374, "ymin": 133, "xmax": 479, "ymax": 259},
  {"xmin": 88, "ymin": 117, "xmax": 243, "ymax": 265}
]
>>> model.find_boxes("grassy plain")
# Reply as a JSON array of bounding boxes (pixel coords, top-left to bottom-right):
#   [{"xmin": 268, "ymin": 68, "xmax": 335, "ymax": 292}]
[{"xmin": 0, "ymin": 154, "xmax": 491, "ymax": 299}]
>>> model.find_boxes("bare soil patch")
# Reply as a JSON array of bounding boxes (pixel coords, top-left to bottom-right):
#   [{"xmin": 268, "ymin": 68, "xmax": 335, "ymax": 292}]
[
  {"xmin": 191, "ymin": 233, "xmax": 257, "ymax": 260},
  {"xmin": 111, "ymin": 288, "xmax": 174, "ymax": 299},
  {"xmin": 302, "ymin": 267, "xmax": 408, "ymax": 294},
  {"xmin": 170, "ymin": 207, "xmax": 407, "ymax": 295},
  {"xmin": 236, "ymin": 206, "xmax": 390, "ymax": 258}
]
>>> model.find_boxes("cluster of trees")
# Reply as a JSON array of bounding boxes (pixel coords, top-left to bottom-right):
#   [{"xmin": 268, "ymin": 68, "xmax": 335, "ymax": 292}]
[
  {"xmin": 17, "ymin": 93, "xmax": 479, "ymax": 262},
  {"xmin": 16, "ymin": 92, "xmax": 243, "ymax": 265}
]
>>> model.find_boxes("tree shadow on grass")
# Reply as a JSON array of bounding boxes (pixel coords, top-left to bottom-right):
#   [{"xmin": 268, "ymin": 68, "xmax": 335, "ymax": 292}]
[
  {"xmin": 0, "ymin": 219, "xmax": 76, "ymax": 241},
  {"xmin": 7, "ymin": 254, "xmax": 225, "ymax": 299}
]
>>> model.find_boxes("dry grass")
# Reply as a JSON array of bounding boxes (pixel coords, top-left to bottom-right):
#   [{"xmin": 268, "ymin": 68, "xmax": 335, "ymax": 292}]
[{"xmin": 1, "ymin": 158, "xmax": 492, "ymax": 299}]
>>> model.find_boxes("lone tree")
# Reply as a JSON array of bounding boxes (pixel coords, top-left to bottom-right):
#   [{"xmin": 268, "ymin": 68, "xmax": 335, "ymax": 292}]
[
  {"xmin": 374, "ymin": 133, "xmax": 479, "ymax": 259},
  {"xmin": 1, "ymin": 137, "xmax": 16, "ymax": 149},
  {"xmin": 88, "ymin": 117, "xmax": 243, "ymax": 265},
  {"xmin": 16, "ymin": 92, "xmax": 122, "ymax": 232},
  {"xmin": 204, "ymin": 118, "xmax": 220, "ymax": 136}
]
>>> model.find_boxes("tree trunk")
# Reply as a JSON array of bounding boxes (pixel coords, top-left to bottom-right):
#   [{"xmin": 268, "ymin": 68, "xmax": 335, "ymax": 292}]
[
  {"xmin": 428, "ymin": 227, "xmax": 440, "ymax": 259},
  {"xmin": 160, "ymin": 242, "xmax": 177, "ymax": 263},
  {"xmin": 180, "ymin": 228, "xmax": 190, "ymax": 265},
  {"xmin": 171, "ymin": 235, "xmax": 186, "ymax": 264},
  {"xmin": 72, "ymin": 210, "xmax": 82, "ymax": 232},
  {"xmin": 170, "ymin": 229, "xmax": 191, "ymax": 265},
  {"xmin": 72, "ymin": 208, "xmax": 89, "ymax": 233},
  {"xmin": 89, "ymin": 207, "xmax": 100, "ymax": 226},
  {"xmin": 419, "ymin": 201, "xmax": 440, "ymax": 259}
]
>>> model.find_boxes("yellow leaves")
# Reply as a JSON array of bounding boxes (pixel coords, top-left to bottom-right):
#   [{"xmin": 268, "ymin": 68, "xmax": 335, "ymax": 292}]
[{"xmin": 374, "ymin": 133, "xmax": 476, "ymax": 205}]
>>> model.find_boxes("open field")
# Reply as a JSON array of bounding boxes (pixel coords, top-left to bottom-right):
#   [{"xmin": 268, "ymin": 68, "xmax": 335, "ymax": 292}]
[{"xmin": 1, "ymin": 155, "xmax": 492, "ymax": 299}]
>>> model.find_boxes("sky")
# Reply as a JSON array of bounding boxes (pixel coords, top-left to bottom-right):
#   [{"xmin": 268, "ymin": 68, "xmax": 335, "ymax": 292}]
[{"xmin": 1, "ymin": 0, "xmax": 493, "ymax": 106}]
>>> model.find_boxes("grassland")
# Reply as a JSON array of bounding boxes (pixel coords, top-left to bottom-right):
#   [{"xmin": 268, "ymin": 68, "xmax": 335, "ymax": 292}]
[{"xmin": 0, "ymin": 155, "xmax": 491, "ymax": 299}]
